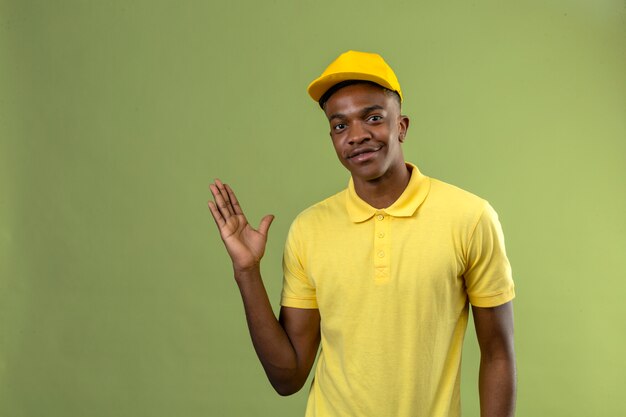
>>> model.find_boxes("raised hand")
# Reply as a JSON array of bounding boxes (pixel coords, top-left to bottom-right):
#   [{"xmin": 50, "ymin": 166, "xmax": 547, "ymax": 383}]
[{"xmin": 208, "ymin": 179, "xmax": 274, "ymax": 272}]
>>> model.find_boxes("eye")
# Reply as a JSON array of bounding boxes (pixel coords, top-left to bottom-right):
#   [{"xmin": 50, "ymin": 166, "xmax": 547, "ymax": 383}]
[
  {"xmin": 368, "ymin": 115, "xmax": 383, "ymax": 122},
  {"xmin": 333, "ymin": 123, "xmax": 347, "ymax": 131}
]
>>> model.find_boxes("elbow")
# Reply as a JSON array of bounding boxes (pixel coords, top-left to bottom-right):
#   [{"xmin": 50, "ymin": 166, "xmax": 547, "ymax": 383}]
[
  {"xmin": 271, "ymin": 379, "xmax": 305, "ymax": 397},
  {"xmin": 275, "ymin": 386, "xmax": 300, "ymax": 397},
  {"xmin": 262, "ymin": 358, "xmax": 313, "ymax": 396}
]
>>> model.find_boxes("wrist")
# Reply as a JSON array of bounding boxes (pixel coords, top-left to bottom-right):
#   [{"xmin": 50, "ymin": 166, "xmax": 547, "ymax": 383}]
[{"xmin": 233, "ymin": 263, "xmax": 262, "ymax": 283}]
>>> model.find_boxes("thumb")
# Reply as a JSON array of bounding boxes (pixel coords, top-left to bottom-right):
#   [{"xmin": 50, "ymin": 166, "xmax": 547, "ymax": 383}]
[{"xmin": 258, "ymin": 214, "xmax": 275, "ymax": 237}]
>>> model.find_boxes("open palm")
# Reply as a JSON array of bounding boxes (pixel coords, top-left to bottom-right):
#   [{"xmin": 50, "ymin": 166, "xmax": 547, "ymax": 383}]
[{"xmin": 208, "ymin": 179, "xmax": 274, "ymax": 271}]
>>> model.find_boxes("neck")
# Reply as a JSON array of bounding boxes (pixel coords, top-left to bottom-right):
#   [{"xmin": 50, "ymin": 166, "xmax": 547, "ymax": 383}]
[{"xmin": 353, "ymin": 163, "xmax": 411, "ymax": 209}]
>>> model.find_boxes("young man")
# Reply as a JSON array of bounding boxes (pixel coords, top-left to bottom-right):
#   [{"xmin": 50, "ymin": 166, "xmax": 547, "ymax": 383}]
[{"xmin": 208, "ymin": 51, "xmax": 516, "ymax": 417}]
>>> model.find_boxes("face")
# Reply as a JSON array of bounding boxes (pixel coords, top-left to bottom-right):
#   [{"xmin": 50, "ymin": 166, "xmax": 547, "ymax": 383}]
[{"xmin": 323, "ymin": 83, "xmax": 409, "ymax": 184}]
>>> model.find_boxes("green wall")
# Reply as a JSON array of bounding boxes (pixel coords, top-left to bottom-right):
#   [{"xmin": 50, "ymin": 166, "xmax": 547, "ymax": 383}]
[{"xmin": 1, "ymin": 1, "xmax": 624, "ymax": 416}]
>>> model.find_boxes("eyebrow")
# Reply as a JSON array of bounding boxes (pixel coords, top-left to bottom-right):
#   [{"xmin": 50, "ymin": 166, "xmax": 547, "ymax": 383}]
[{"xmin": 328, "ymin": 105, "xmax": 385, "ymax": 121}]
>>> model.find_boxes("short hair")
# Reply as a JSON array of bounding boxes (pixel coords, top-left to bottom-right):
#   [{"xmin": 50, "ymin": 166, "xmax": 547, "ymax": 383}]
[{"xmin": 318, "ymin": 80, "xmax": 401, "ymax": 109}]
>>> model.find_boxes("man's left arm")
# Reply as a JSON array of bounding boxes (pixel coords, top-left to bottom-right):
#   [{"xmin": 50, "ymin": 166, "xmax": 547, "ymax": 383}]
[{"xmin": 472, "ymin": 300, "xmax": 516, "ymax": 417}]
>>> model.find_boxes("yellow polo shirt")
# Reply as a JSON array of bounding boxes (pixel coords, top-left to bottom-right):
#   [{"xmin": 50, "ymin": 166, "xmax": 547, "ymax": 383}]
[{"xmin": 281, "ymin": 163, "xmax": 515, "ymax": 417}]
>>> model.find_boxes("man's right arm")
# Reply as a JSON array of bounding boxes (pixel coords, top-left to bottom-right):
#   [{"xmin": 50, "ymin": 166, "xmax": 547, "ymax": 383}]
[
  {"xmin": 208, "ymin": 180, "xmax": 320, "ymax": 395},
  {"xmin": 235, "ymin": 266, "xmax": 320, "ymax": 395}
]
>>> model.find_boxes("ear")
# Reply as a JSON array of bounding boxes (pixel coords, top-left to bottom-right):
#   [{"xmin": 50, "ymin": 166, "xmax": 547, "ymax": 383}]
[{"xmin": 398, "ymin": 115, "xmax": 410, "ymax": 143}]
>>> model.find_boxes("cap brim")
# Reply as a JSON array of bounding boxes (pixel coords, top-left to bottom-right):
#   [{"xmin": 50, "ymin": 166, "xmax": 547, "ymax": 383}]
[{"xmin": 307, "ymin": 72, "xmax": 399, "ymax": 102}]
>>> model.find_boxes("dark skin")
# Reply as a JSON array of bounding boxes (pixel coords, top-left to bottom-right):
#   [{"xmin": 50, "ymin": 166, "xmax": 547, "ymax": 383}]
[
  {"xmin": 323, "ymin": 83, "xmax": 410, "ymax": 208},
  {"xmin": 208, "ymin": 179, "xmax": 319, "ymax": 396},
  {"xmin": 208, "ymin": 83, "xmax": 516, "ymax": 416}
]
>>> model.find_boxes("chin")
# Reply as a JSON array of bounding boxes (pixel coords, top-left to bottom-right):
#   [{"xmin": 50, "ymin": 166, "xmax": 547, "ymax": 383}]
[{"xmin": 349, "ymin": 164, "xmax": 387, "ymax": 182}]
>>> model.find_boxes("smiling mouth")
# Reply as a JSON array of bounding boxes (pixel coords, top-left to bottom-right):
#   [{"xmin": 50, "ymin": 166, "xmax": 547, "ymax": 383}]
[{"xmin": 347, "ymin": 145, "xmax": 383, "ymax": 159}]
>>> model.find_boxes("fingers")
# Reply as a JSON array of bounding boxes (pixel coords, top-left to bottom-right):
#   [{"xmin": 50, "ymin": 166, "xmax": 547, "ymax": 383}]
[
  {"xmin": 207, "ymin": 200, "xmax": 225, "ymax": 227},
  {"xmin": 215, "ymin": 179, "xmax": 236, "ymax": 216},
  {"xmin": 210, "ymin": 179, "xmax": 235, "ymax": 218},
  {"xmin": 224, "ymin": 184, "xmax": 244, "ymax": 215},
  {"xmin": 258, "ymin": 214, "xmax": 275, "ymax": 237}
]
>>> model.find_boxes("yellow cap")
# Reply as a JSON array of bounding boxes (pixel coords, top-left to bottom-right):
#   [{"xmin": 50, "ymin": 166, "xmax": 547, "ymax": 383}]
[{"xmin": 307, "ymin": 50, "xmax": 403, "ymax": 103}]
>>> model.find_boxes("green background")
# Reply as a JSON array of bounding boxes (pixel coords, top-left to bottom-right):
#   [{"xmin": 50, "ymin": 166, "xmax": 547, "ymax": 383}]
[{"xmin": 1, "ymin": 0, "xmax": 624, "ymax": 416}]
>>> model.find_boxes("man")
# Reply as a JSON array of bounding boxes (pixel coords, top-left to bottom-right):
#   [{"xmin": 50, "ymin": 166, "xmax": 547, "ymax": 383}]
[{"xmin": 208, "ymin": 50, "xmax": 516, "ymax": 417}]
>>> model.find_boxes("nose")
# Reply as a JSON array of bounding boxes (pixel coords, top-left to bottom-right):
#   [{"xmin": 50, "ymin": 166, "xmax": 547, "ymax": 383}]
[{"xmin": 347, "ymin": 122, "xmax": 370, "ymax": 145}]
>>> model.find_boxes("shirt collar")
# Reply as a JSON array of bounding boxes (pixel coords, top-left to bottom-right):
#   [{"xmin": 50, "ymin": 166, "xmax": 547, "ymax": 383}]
[{"xmin": 346, "ymin": 162, "xmax": 431, "ymax": 223}]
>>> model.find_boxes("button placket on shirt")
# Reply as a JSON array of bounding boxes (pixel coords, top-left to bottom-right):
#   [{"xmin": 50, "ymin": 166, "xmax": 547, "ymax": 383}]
[{"xmin": 374, "ymin": 211, "xmax": 391, "ymax": 283}]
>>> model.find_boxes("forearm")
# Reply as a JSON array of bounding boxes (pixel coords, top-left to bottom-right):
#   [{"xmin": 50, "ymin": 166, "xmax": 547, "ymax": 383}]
[
  {"xmin": 478, "ymin": 354, "xmax": 516, "ymax": 417},
  {"xmin": 235, "ymin": 267, "xmax": 304, "ymax": 395},
  {"xmin": 208, "ymin": 181, "xmax": 315, "ymax": 394}
]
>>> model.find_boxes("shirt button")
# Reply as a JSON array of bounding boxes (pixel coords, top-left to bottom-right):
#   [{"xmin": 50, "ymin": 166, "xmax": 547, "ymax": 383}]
[
  {"xmin": 378, "ymin": 250, "xmax": 385, "ymax": 258},
  {"xmin": 378, "ymin": 232, "xmax": 385, "ymax": 238},
  {"xmin": 377, "ymin": 214, "xmax": 384, "ymax": 221}
]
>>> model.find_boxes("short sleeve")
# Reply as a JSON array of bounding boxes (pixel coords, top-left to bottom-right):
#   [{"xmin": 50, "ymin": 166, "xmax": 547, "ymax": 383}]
[
  {"xmin": 281, "ymin": 219, "xmax": 318, "ymax": 309},
  {"xmin": 464, "ymin": 203, "xmax": 515, "ymax": 307}
]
